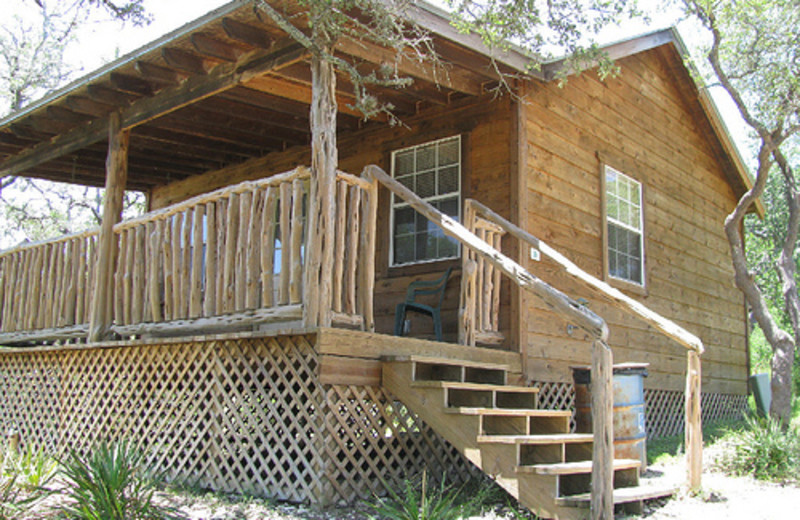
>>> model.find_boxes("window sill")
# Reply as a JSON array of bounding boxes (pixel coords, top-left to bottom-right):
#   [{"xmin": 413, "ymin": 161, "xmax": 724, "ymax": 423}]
[
  {"xmin": 387, "ymin": 258, "xmax": 460, "ymax": 279},
  {"xmin": 607, "ymin": 276, "xmax": 648, "ymax": 298}
]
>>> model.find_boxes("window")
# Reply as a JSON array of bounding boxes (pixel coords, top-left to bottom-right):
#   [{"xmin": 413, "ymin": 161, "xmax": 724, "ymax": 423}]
[
  {"xmin": 390, "ymin": 136, "xmax": 461, "ymax": 266},
  {"xmin": 604, "ymin": 165, "xmax": 644, "ymax": 286}
]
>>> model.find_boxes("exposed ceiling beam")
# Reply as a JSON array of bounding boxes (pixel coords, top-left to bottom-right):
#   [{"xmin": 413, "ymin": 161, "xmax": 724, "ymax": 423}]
[
  {"xmin": 191, "ymin": 33, "xmax": 243, "ymax": 62},
  {"xmin": 162, "ymin": 48, "xmax": 211, "ymax": 75},
  {"xmin": 222, "ymin": 17, "xmax": 273, "ymax": 49},
  {"xmin": 335, "ymin": 37, "xmax": 484, "ymax": 97},
  {"xmin": 0, "ymin": 41, "xmax": 308, "ymax": 178}
]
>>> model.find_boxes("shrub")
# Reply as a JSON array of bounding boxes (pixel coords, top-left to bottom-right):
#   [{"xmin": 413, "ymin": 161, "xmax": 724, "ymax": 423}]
[
  {"xmin": 368, "ymin": 471, "xmax": 488, "ymax": 520},
  {"xmin": 56, "ymin": 439, "xmax": 184, "ymax": 520},
  {"xmin": 0, "ymin": 439, "xmax": 57, "ymax": 520},
  {"xmin": 716, "ymin": 414, "xmax": 800, "ymax": 482}
]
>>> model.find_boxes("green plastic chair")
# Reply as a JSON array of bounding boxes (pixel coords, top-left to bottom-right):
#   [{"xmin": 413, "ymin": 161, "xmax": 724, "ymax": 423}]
[{"xmin": 394, "ymin": 266, "xmax": 454, "ymax": 342}]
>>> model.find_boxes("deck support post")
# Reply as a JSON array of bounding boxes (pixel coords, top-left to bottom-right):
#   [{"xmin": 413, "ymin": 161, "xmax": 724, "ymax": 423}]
[
  {"xmin": 591, "ymin": 339, "xmax": 614, "ymax": 520},
  {"xmin": 88, "ymin": 112, "xmax": 129, "ymax": 342},
  {"xmin": 304, "ymin": 50, "xmax": 336, "ymax": 328},
  {"xmin": 686, "ymin": 351, "xmax": 703, "ymax": 491}
]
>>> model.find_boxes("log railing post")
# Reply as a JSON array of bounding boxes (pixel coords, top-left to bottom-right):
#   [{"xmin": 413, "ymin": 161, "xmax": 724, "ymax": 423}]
[
  {"xmin": 358, "ymin": 170, "xmax": 378, "ymax": 332},
  {"xmin": 591, "ymin": 339, "xmax": 614, "ymax": 520},
  {"xmin": 686, "ymin": 351, "xmax": 703, "ymax": 491},
  {"xmin": 88, "ymin": 112, "xmax": 129, "ymax": 342}
]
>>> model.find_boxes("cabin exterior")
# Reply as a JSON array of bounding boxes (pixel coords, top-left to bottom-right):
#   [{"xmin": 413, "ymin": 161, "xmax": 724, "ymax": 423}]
[{"xmin": 0, "ymin": 1, "xmax": 755, "ymax": 518}]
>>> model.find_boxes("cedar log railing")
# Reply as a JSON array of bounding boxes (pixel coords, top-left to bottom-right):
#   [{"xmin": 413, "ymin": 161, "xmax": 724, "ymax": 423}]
[
  {"xmin": 0, "ymin": 230, "xmax": 99, "ymax": 343},
  {"xmin": 364, "ymin": 165, "xmax": 703, "ymax": 520},
  {"xmin": 0, "ymin": 166, "xmax": 378, "ymax": 342}
]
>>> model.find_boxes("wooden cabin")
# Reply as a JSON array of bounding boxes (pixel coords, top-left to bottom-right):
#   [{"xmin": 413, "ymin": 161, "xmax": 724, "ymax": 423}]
[{"xmin": 0, "ymin": 1, "xmax": 756, "ymax": 518}]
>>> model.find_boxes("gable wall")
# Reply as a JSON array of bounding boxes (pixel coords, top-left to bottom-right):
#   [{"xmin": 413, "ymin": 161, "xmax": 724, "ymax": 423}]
[{"xmin": 520, "ymin": 48, "xmax": 747, "ymax": 395}]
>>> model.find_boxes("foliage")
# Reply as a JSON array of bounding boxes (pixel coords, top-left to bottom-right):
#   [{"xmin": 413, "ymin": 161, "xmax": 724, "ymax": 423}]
[
  {"xmin": 0, "ymin": 177, "xmax": 145, "ymax": 248},
  {"xmin": 0, "ymin": 438, "xmax": 57, "ymax": 520},
  {"xmin": 55, "ymin": 439, "xmax": 184, "ymax": 520},
  {"xmin": 255, "ymin": 0, "xmax": 641, "ymax": 123},
  {"xmin": 367, "ymin": 471, "xmax": 488, "ymax": 520},
  {"xmin": 447, "ymin": 0, "xmax": 642, "ymax": 79},
  {"xmin": 715, "ymin": 414, "xmax": 800, "ymax": 482}
]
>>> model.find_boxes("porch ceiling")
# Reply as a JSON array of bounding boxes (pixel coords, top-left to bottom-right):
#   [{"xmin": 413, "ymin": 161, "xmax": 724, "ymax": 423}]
[{"xmin": 0, "ymin": 1, "xmax": 502, "ymax": 193}]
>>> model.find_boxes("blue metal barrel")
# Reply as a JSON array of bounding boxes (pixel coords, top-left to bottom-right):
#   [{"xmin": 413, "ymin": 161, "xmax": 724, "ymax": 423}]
[{"xmin": 572, "ymin": 363, "xmax": 649, "ymax": 474}]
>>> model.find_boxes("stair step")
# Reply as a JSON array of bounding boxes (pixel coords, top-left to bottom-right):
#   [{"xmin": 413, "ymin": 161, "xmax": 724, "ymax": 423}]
[
  {"xmin": 477, "ymin": 433, "xmax": 593, "ymax": 445},
  {"xmin": 518, "ymin": 458, "xmax": 641, "ymax": 475},
  {"xmin": 445, "ymin": 407, "xmax": 570, "ymax": 417},
  {"xmin": 411, "ymin": 381, "xmax": 538, "ymax": 393},
  {"xmin": 554, "ymin": 484, "xmax": 678, "ymax": 507},
  {"xmin": 385, "ymin": 355, "xmax": 510, "ymax": 371}
]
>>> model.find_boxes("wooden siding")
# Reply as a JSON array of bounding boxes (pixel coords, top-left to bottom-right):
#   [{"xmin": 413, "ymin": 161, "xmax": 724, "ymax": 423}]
[
  {"xmin": 150, "ymin": 94, "xmax": 516, "ymax": 346},
  {"xmin": 520, "ymin": 48, "xmax": 746, "ymax": 395}
]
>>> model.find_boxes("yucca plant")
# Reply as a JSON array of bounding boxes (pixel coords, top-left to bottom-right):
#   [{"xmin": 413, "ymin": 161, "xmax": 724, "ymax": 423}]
[
  {"xmin": 55, "ymin": 439, "xmax": 184, "ymax": 520},
  {"xmin": 368, "ymin": 470, "xmax": 485, "ymax": 520}
]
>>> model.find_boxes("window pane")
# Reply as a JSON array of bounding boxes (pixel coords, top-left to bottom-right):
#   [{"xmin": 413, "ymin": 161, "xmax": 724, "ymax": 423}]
[
  {"xmin": 438, "ymin": 197, "xmax": 459, "ymax": 218},
  {"xmin": 439, "ymin": 139, "xmax": 459, "ymax": 166},
  {"xmin": 395, "ymin": 207, "xmax": 415, "ymax": 235},
  {"xmin": 417, "ymin": 170, "xmax": 435, "ymax": 198},
  {"xmin": 394, "ymin": 235, "xmax": 414, "ymax": 265},
  {"xmin": 397, "ymin": 174, "xmax": 414, "ymax": 192},
  {"xmin": 417, "ymin": 144, "xmax": 435, "ymax": 171},
  {"xmin": 395, "ymin": 151, "xmax": 414, "ymax": 176},
  {"xmin": 439, "ymin": 166, "xmax": 459, "ymax": 195}
]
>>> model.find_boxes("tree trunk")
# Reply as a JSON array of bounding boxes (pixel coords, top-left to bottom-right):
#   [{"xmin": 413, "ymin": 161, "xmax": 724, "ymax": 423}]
[{"xmin": 724, "ymin": 142, "xmax": 794, "ymax": 425}]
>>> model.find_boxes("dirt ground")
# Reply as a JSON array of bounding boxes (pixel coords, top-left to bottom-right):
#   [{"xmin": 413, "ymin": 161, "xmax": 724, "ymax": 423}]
[{"xmin": 17, "ymin": 446, "xmax": 800, "ymax": 520}]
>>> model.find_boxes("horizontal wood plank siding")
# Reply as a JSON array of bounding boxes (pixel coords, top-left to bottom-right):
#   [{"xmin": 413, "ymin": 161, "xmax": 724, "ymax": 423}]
[{"xmin": 521, "ymin": 48, "xmax": 746, "ymax": 395}]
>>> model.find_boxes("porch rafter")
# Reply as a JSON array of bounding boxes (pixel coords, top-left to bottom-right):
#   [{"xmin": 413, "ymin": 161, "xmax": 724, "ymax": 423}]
[{"xmin": 0, "ymin": 40, "xmax": 309, "ymax": 179}]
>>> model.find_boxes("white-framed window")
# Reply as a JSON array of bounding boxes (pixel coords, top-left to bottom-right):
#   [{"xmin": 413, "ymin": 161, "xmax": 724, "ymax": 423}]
[
  {"xmin": 604, "ymin": 165, "xmax": 644, "ymax": 286},
  {"xmin": 390, "ymin": 136, "xmax": 461, "ymax": 266}
]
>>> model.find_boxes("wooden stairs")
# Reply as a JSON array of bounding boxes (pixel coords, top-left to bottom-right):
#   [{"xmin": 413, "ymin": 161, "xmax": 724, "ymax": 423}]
[{"xmin": 382, "ymin": 356, "xmax": 677, "ymax": 520}]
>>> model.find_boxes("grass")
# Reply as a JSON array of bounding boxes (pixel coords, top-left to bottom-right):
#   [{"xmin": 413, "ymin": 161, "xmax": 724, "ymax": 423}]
[
  {"xmin": 646, "ymin": 417, "xmax": 742, "ymax": 466},
  {"xmin": 714, "ymin": 414, "xmax": 800, "ymax": 482},
  {"xmin": 367, "ymin": 471, "xmax": 506, "ymax": 520}
]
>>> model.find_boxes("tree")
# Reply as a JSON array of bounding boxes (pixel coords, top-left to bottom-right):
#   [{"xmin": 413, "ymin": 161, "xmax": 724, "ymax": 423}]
[
  {"xmin": 681, "ymin": 0, "xmax": 800, "ymax": 425},
  {"xmin": 0, "ymin": 0, "xmax": 148, "ymax": 248}
]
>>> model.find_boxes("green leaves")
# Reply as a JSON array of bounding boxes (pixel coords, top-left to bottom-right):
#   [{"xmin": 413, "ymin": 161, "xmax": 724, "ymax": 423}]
[{"xmin": 55, "ymin": 439, "xmax": 184, "ymax": 520}]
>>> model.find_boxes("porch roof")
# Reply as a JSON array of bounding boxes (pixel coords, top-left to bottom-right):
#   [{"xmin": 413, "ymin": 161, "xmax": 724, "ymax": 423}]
[{"xmin": 0, "ymin": 1, "xmax": 759, "ymax": 215}]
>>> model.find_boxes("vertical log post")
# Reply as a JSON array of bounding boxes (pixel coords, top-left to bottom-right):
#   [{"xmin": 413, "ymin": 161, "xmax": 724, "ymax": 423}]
[
  {"xmin": 686, "ymin": 351, "xmax": 703, "ymax": 491},
  {"xmin": 359, "ymin": 169, "xmax": 378, "ymax": 331},
  {"xmin": 591, "ymin": 339, "xmax": 614, "ymax": 520},
  {"xmin": 88, "ymin": 112, "xmax": 129, "ymax": 342},
  {"xmin": 305, "ymin": 52, "xmax": 337, "ymax": 328}
]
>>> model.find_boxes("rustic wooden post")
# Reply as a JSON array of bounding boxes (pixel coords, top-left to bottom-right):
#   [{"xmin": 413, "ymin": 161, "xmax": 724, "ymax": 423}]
[
  {"xmin": 88, "ymin": 112, "xmax": 129, "ymax": 342},
  {"xmin": 359, "ymin": 169, "xmax": 378, "ymax": 331},
  {"xmin": 591, "ymin": 339, "xmax": 614, "ymax": 520},
  {"xmin": 686, "ymin": 351, "xmax": 703, "ymax": 491},
  {"xmin": 304, "ymin": 52, "xmax": 337, "ymax": 327}
]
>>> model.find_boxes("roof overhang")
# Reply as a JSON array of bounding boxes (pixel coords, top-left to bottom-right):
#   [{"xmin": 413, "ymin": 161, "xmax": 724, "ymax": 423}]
[{"xmin": 0, "ymin": 2, "xmax": 760, "ymax": 216}]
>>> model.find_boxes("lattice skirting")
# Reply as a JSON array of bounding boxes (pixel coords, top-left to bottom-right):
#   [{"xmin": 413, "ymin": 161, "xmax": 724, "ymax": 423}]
[
  {"xmin": 532, "ymin": 381, "xmax": 748, "ymax": 439},
  {"xmin": 0, "ymin": 336, "xmax": 474, "ymax": 505}
]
